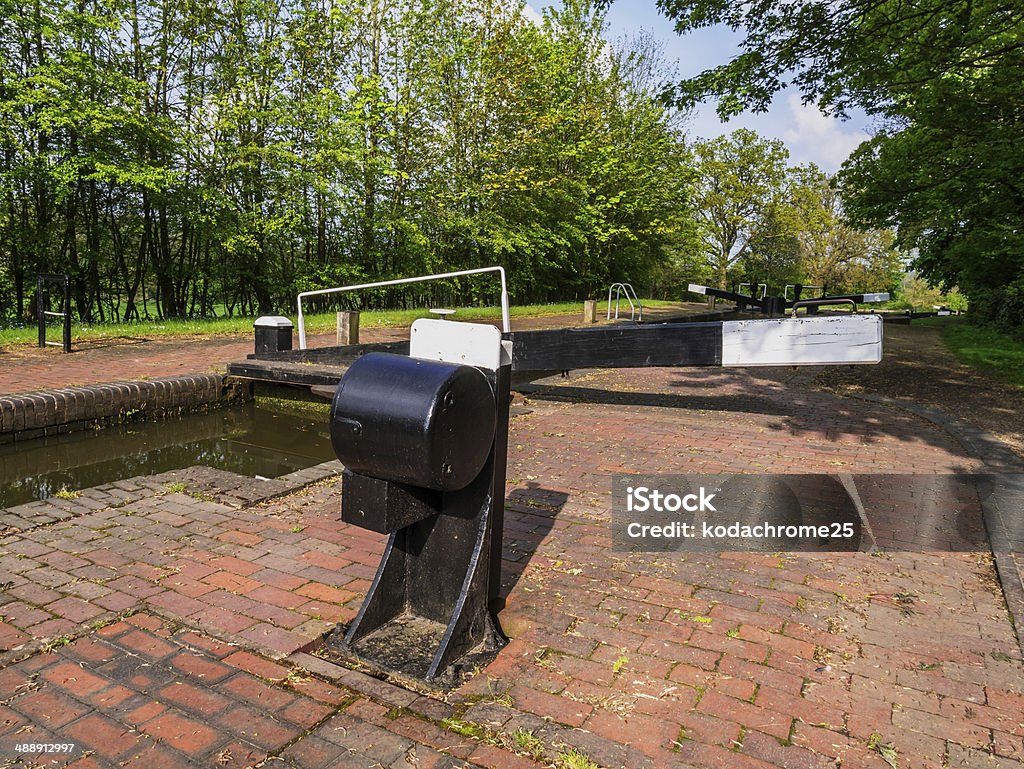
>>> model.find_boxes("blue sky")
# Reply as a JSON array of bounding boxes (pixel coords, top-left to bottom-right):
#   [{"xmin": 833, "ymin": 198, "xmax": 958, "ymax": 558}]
[{"xmin": 527, "ymin": 1, "xmax": 873, "ymax": 173}]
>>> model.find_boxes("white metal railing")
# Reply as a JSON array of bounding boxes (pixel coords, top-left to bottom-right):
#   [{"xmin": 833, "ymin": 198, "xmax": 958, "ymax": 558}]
[
  {"xmin": 296, "ymin": 266, "xmax": 510, "ymax": 349},
  {"xmin": 784, "ymin": 284, "xmax": 824, "ymax": 301},
  {"xmin": 606, "ymin": 282, "xmax": 642, "ymax": 322}
]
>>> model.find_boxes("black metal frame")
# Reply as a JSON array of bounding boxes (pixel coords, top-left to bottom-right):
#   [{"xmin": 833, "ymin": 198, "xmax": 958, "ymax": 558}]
[
  {"xmin": 335, "ymin": 361, "xmax": 512, "ymax": 686},
  {"xmin": 37, "ymin": 273, "xmax": 71, "ymax": 353},
  {"xmin": 690, "ymin": 284, "xmax": 885, "ymax": 320}
]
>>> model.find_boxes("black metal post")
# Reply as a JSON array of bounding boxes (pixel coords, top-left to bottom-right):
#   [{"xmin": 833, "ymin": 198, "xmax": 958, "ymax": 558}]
[
  {"xmin": 37, "ymin": 273, "xmax": 71, "ymax": 353},
  {"xmin": 62, "ymin": 278, "xmax": 71, "ymax": 353},
  {"xmin": 36, "ymin": 274, "xmax": 45, "ymax": 349},
  {"xmin": 329, "ymin": 353, "xmax": 510, "ymax": 687}
]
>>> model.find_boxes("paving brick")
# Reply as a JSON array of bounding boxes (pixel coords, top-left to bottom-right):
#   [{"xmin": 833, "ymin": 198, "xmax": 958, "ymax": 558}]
[
  {"xmin": 469, "ymin": 742, "xmax": 546, "ymax": 769},
  {"xmin": 510, "ymin": 685, "xmax": 591, "ymax": 727},
  {"xmin": 279, "ymin": 696, "xmax": 334, "ymax": 729},
  {"xmin": 168, "ymin": 650, "xmax": 234, "ymax": 682},
  {"xmin": 281, "ymin": 734, "xmax": 343, "ymax": 769},
  {"xmin": 295, "ymin": 582, "xmax": 359, "ymax": 605},
  {"xmin": 316, "ymin": 713, "xmax": 414, "ymax": 765},
  {"xmin": 585, "ymin": 709, "xmax": 680, "ymax": 759},
  {"xmin": 237, "ymin": 622, "xmax": 312, "ymax": 655},
  {"xmin": 11, "ymin": 689, "xmax": 91, "ymax": 728},
  {"xmin": 203, "ymin": 571, "xmax": 263, "ymax": 594},
  {"xmin": 223, "ymin": 650, "xmax": 291, "ymax": 681},
  {"xmin": 753, "ymin": 686, "xmax": 844, "ymax": 731},
  {"xmin": 114, "ymin": 628, "xmax": 179, "ymax": 661},
  {"xmin": 891, "ymin": 705, "xmax": 991, "ymax": 748},
  {"xmin": 41, "ymin": 661, "xmax": 112, "ymax": 698},
  {"xmin": 217, "ymin": 705, "xmax": 297, "ymax": 750},
  {"xmin": 158, "ymin": 680, "xmax": 233, "ymax": 716},
  {"xmin": 141, "ymin": 711, "xmax": 223, "ymax": 754},
  {"xmin": 696, "ymin": 691, "xmax": 792, "ymax": 741},
  {"xmin": 219, "ymin": 673, "xmax": 296, "ymax": 712},
  {"xmin": 65, "ymin": 713, "xmax": 141, "ymax": 759},
  {"xmin": 741, "ymin": 730, "xmax": 833, "ymax": 769},
  {"xmin": 286, "ymin": 676, "xmax": 352, "ymax": 706}
]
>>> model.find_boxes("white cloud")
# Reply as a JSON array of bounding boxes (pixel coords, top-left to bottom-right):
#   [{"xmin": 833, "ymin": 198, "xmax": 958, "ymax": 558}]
[{"xmin": 782, "ymin": 94, "xmax": 869, "ymax": 172}]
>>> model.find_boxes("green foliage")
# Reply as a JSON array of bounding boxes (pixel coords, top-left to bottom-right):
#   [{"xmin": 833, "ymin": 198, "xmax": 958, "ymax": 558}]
[
  {"xmin": 691, "ymin": 129, "xmax": 789, "ymax": 289},
  {"xmin": 657, "ymin": 0, "xmax": 1024, "ymax": 328},
  {"xmin": 893, "ymin": 273, "xmax": 967, "ymax": 313},
  {"xmin": 941, "ymin": 320, "xmax": 1024, "ymax": 387},
  {"xmin": 691, "ymin": 134, "xmax": 902, "ymax": 295},
  {"xmin": 0, "ymin": 0, "xmax": 697, "ymax": 323},
  {"xmin": 556, "ymin": 747, "xmax": 600, "ymax": 769}
]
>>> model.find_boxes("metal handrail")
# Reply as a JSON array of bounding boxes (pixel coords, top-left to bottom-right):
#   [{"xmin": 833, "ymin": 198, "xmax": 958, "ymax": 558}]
[
  {"xmin": 296, "ymin": 266, "xmax": 510, "ymax": 349},
  {"xmin": 607, "ymin": 282, "xmax": 642, "ymax": 322},
  {"xmin": 790, "ymin": 298, "xmax": 857, "ymax": 317}
]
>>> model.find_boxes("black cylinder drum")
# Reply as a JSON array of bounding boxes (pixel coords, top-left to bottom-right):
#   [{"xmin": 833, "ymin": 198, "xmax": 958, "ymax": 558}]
[{"xmin": 330, "ymin": 353, "xmax": 496, "ymax": 491}]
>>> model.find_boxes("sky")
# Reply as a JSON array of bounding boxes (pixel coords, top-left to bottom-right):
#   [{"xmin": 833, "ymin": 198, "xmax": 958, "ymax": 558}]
[{"xmin": 526, "ymin": 1, "xmax": 873, "ymax": 174}]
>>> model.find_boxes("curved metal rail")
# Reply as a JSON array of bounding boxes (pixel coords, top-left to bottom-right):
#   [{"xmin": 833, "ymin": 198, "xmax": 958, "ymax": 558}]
[{"xmin": 607, "ymin": 282, "xmax": 642, "ymax": 322}]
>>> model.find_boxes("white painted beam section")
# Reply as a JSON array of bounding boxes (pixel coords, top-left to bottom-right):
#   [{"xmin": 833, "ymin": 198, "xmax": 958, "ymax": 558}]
[
  {"xmin": 721, "ymin": 315, "xmax": 883, "ymax": 366},
  {"xmin": 410, "ymin": 319, "xmax": 504, "ymax": 370}
]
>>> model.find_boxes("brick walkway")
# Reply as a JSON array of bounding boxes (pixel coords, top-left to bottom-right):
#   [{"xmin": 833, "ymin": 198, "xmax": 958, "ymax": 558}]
[
  {"xmin": 1, "ymin": 319, "xmax": 1023, "ymax": 768},
  {"xmin": 0, "ymin": 331, "xmax": 370, "ymax": 396},
  {"xmin": 0, "ymin": 311, "xmax": 585, "ymax": 396}
]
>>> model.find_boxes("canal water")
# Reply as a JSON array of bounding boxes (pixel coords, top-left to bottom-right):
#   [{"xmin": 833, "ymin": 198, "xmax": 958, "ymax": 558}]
[{"xmin": 0, "ymin": 402, "xmax": 335, "ymax": 508}]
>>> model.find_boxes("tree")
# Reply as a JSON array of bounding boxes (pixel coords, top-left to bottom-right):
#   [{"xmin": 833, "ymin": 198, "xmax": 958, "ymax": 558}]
[
  {"xmin": 786, "ymin": 165, "xmax": 902, "ymax": 294},
  {"xmin": 0, "ymin": 0, "xmax": 699, "ymax": 323},
  {"xmin": 690, "ymin": 128, "xmax": 789, "ymax": 289},
  {"xmin": 655, "ymin": 0, "xmax": 1024, "ymax": 324}
]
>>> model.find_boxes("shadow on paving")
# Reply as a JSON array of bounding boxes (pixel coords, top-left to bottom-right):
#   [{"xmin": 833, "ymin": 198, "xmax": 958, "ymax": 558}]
[{"xmin": 518, "ymin": 363, "xmax": 983, "ymax": 464}]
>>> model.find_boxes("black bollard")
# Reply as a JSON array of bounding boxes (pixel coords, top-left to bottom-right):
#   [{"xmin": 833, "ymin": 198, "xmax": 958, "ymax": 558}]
[{"xmin": 328, "ymin": 324, "xmax": 511, "ymax": 687}]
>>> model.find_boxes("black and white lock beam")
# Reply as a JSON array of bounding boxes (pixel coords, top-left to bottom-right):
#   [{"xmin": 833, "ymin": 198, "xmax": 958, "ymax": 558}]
[
  {"xmin": 507, "ymin": 314, "xmax": 883, "ymax": 372},
  {"xmin": 327, "ymin": 311, "xmax": 883, "ymax": 686}
]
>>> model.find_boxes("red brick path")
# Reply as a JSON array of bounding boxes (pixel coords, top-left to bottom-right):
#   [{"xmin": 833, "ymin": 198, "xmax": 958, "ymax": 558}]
[
  {"xmin": 0, "ymin": 311, "xmax": 584, "ymax": 396},
  {"xmin": 1, "ymin": 334, "xmax": 1022, "ymax": 767}
]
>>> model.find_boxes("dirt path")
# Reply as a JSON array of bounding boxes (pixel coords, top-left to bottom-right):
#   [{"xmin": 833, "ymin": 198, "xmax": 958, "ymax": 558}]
[{"xmin": 803, "ymin": 321, "xmax": 1024, "ymax": 459}]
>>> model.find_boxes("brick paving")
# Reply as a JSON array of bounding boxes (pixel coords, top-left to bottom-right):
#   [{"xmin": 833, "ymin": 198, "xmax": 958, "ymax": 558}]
[
  {"xmin": 0, "ymin": 329, "xmax": 1022, "ymax": 767},
  {"xmin": 0, "ymin": 311, "xmax": 587, "ymax": 397}
]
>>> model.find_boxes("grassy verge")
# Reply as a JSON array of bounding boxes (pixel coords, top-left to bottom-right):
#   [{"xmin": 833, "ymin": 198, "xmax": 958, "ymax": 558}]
[
  {"xmin": 938, "ymin": 319, "xmax": 1024, "ymax": 388},
  {"xmin": 0, "ymin": 298, "xmax": 680, "ymax": 347}
]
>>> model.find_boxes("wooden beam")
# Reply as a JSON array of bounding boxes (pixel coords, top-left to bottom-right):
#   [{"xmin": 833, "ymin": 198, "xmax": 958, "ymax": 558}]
[
  {"xmin": 508, "ymin": 315, "xmax": 883, "ymax": 372},
  {"xmin": 508, "ymin": 323, "xmax": 723, "ymax": 372}
]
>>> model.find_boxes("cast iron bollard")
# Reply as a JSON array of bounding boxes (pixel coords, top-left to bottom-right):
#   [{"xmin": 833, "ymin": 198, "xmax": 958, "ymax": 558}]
[
  {"xmin": 329, "ymin": 321, "xmax": 511, "ymax": 686},
  {"xmin": 254, "ymin": 316, "xmax": 293, "ymax": 354}
]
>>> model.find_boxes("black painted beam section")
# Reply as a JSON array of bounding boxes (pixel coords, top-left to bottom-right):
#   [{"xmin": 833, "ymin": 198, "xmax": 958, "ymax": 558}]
[
  {"xmin": 247, "ymin": 341, "xmax": 410, "ymax": 363},
  {"xmin": 507, "ymin": 322, "xmax": 723, "ymax": 372},
  {"xmin": 227, "ymin": 360, "xmax": 352, "ymax": 387}
]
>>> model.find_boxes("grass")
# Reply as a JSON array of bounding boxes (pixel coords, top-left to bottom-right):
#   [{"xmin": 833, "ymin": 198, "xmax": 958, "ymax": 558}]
[
  {"xmin": 939, "ymin": 319, "xmax": 1024, "ymax": 387},
  {"xmin": 510, "ymin": 729, "xmax": 545, "ymax": 761},
  {"xmin": 556, "ymin": 747, "xmax": 600, "ymax": 769},
  {"xmin": 0, "ymin": 298, "xmax": 680, "ymax": 347}
]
